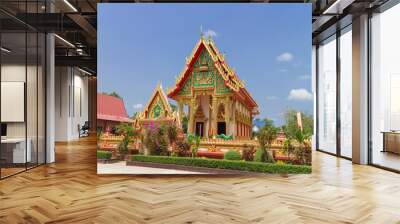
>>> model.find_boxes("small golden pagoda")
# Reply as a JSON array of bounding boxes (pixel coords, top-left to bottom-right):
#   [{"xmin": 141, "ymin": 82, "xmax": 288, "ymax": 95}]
[
  {"xmin": 167, "ymin": 36, "xmax": 259, "ymax": 140},
  {"xmin": 135, "ymin": 83, "xmax": 180, "ymax": 130}
]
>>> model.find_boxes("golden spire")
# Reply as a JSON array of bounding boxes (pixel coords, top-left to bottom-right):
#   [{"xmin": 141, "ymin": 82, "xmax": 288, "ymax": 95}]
[{"xmin": 200, "ymin": 25, "xmax": 204, "ymax": 40}]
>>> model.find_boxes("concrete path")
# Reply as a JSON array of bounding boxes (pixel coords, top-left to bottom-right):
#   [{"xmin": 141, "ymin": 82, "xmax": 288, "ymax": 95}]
[{"xmin": 97, "ymin": 161, "xmax": 204, "ymax": 174}]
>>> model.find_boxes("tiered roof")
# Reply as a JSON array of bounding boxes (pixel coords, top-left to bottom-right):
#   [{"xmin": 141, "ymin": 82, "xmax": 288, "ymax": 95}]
[
  {"xmin": 167, "ymin": 36, "xmax": 258, "ymax": 112},
  {"xmin": 97, "ymin": 93, "xmax": 132, "ymax": 123}
]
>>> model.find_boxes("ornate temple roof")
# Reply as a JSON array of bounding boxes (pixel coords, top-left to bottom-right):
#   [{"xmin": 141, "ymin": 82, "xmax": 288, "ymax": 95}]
[
  {"xmin": 167, "ymin": 36, "xmax": 258, "ymax": 111},
  {"xmin": 139, "ymin": 83, "xmax": 174, "ymax": 120}
]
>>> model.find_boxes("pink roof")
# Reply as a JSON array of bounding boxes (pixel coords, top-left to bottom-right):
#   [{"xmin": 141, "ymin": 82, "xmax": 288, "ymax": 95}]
[{"xmin": 97, "ymin": 93, "xmax": 132, "ymax": 123}]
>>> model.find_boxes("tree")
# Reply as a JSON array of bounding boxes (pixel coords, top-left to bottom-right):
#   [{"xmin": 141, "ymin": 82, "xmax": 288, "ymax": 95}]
[
  {"xmin": 143, "ymin": 124, "xmax": 178, "ymax": 156},
  {"xmin": 143, "ymin": 125, "xmax": 169, "ymax": 156},
  {"xmin": 131, "ymin": 112, "xmax": 139, "ymax": 120},
  {"xmin": 260, "ymin": 118, "xmax": 278, "ymax": 146},
  {"xmin": 187, "ymin": 134, "xmax": 201, "ymax": 158},
  {"xmin": 281, "ymin": 108, "xmax": 313, "ymax": 165},
  {"xmin": 282, "ymin": 138, "xmax": 295, "ymax": 160},
  {"xmin": 108, "ymin": 91, "xmax": 122, "ymax": 99},
  {"xmin": 283, "ymin": 108, "xmax": 313, "ymax": 140},
  {"xmin": 292, "ymin": 128, "xmax": 312, "ymax": 165},
  {"xmin": 115, "ymin": 123, "xmax": 137, "ymax": 159},
  {"xmin": 256, "ymin": 118, "xmax": 277, "ymax": 163}
]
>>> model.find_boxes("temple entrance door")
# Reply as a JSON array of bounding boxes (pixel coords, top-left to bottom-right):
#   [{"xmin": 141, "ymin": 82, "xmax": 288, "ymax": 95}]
[
  {"xmin": 195, "ymin": 122, "xmax": 204, "ymax": 137},
  {"xmin": 217, "ymin": 122, "xmax": 226, "ymax": 135}
]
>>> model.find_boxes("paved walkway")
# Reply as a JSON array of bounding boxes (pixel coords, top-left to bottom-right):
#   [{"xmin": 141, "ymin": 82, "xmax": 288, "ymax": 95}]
[{"xmin": 97, "ymin": 161, "xmax": 204, "ymax": 174}]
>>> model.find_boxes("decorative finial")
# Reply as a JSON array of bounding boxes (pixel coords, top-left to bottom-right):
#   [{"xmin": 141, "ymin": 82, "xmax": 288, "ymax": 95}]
[{"xmin": 200, "ymin": 25, "xmax": 204, "ymax": 39}]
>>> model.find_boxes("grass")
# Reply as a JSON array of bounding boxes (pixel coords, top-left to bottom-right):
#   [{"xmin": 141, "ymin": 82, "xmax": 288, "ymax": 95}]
[{"xmin": 131, "ymin": 155, "xmax": 311, "ymax": 174}]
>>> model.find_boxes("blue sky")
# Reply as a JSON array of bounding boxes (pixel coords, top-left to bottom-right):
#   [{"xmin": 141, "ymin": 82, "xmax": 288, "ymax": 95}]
[{"xmin": 98, "ymin": 4, "xmax": 312, "ymax": 125}]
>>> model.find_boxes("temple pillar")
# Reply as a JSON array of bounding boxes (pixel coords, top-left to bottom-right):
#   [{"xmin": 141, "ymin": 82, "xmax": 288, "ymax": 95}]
[
  {"xmin": 232, "ymin": 107, "xmax": 237, "ymax": 138},
  {"xmin": 178, "ymin": 101, "xmax": 184, "ymax": 123},
  {"xmin": 211, "ymin": 97, "xmax": 218, "ymax": 137},
  {"xmin": 188, "ymin": 98, "xmax": 196, "ymax": 134},
  {"xmin": 224, "ymin": 98, "xmax": 231, "ymax": 136},
  {"xmin": 238, "ymin": 122, "xmax": 241, "ymax": 137}
]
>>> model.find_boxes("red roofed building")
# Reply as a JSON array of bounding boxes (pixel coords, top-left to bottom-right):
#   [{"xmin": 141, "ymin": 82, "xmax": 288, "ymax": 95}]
[{"xmin": 97, "ymin": 93, "xmax": 132, "ymax": 133}]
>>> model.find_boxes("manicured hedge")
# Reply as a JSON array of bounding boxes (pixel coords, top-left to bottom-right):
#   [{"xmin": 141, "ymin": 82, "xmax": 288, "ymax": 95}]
[
  {"xmin": 224, "ymin": 150, "xmax": 241, "ymax": 161},
  {"xmin": 97, "ymin": 150, "xmax": 112, "ymax": 160},
  {"xmin": 131, "ymin": 155, "xmax": 311, "ymax": 174}
]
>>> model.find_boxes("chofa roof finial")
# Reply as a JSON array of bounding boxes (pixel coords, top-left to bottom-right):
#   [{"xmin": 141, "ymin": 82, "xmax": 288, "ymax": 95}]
[{"xmin": 200, "ymin": 25, "xmax": 204, "ymax": 40}]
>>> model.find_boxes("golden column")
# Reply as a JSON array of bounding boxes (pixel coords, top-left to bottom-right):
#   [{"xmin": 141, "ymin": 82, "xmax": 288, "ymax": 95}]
[
  {"xmin": 178, "ymin": 101, "xmax": 184, "ymax": 123},
  {"xmin": 211, "ymin": 97, "xmax": 218, "ymax": 136},
  {"xmin": 224, "ymin": 98, "xmax": 231, "ymax": 136},
  {"xmin": 188, "ymin": 98, "xmax": 197, "ymax": 134}
]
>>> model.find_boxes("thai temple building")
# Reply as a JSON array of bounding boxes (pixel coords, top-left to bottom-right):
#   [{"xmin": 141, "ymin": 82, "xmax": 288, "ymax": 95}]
[{"xmin": 167, "ymin": 35, "xmax": 259, "ymax": 140}]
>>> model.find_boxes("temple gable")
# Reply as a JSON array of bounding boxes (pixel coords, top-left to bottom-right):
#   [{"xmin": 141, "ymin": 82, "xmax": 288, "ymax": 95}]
[
  {"xmin": 140, "ymin": 84, "xmax": 173, "ymax": 120},
  {"xmin": 147, "ymin": 94, "xmax": 166, "ymax": 119},
  {"xmin": 177, "ymin": 47, "xmax": 231, "ymax": 97}
]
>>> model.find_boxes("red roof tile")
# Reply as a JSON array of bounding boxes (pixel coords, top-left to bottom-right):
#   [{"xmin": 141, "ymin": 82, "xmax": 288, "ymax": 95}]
[{"xmin": 97, "ymin": 93, "xmax": 132, "ymax": 123}]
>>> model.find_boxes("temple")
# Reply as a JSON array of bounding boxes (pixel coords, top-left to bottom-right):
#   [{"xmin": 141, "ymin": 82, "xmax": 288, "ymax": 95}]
[
  {"xmin": 168, "ymin": 36, "xmax": 259, "ymax": 140},
  {"xmin": 135, "ymin": 83, "xmax": 180, "ymax": 130}
]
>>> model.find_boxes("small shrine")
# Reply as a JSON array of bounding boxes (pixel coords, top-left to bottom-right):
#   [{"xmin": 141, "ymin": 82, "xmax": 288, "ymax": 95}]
[{"xmin": 134, "ymin": 83, "xmax": 180, "ymax": 130}]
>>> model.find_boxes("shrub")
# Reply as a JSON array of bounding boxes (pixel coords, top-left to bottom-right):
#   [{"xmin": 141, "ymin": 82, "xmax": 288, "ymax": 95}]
[
  {"xmin": 144, "ymin": 125, "xmax": 169, "ymax": 156},
  {"xmin": 253, "ymin": 148, "xmax": 275, "ymax": 163},
  {"xmin": 224, "ymin": 150, "xmax": 241, "ymax": 160},
  {"xmin": 294, "ymin": 143, "xmax": 312, "ymax": 165},
  {"xmin": 97, "ymin": 150, "xmax": 112, "ymax": 160},
  {"xmin": 131, "ymin": 155, "xmax": 311, "ymax": 174},
  {"xmin": 117, "ymin": 138, "xmax": 129, "ymax": 156},
  {"xmin": 187, "ymin": 134, "xmax": 201, "ymax": 157},
  {"xmin": 282, "ymin": 139, "xmax": 295, "ymax": 159},
  {"xmin": 242, "ymin": 147, "xmax": 255, "ymax": 161},
  {"xmin": 173, "ymin": 139, "xmax": 191, "ymax": 157},
  {"xmin": 115, "ymin": 123, "xmax": 137, "ymax": 157},
  {"xmin": 165, "ymin": 124, "xmax": 179, "ymax": 153},
  {"xmin": 254, "ymin": 148, "xmax": 264, "ymax": 162}
]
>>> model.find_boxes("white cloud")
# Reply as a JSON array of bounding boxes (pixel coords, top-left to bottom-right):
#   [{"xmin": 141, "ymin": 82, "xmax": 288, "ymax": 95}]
[
  {"xmin": 204, "ymin": 29, "xmax": 217, "ymax": 38},
  {"xmin": 266, "ymin": 96, "xmax": 278, "ymax": 100},
  {"xmin": 133, "ymin": 103, "xmax": 143, "ymax": 110},
  {"xmin": 252, "ymin": 126, "xmax": 259, "ymax": 133},
  {"xmin": 299, "ymin": 74, "xmax": 310, "ymax": 80},
  {"xmin": 287, "ymin": 88, "xmax": 313, "ymax": 101},
  {"xmin": 277, "ymin": 52, "xmax": 294, "ymax": 62}
]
